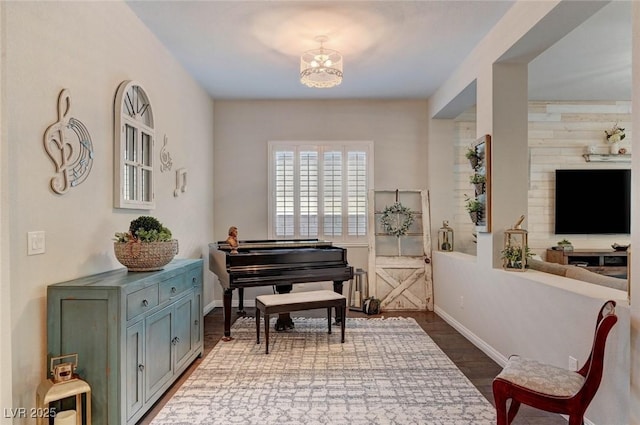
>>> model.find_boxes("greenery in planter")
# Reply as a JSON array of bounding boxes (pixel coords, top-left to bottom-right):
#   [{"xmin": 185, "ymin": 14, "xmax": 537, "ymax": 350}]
[
  {"xmin": 465, "ymin": 146, "xmax": 479, "ymax": 160},
  {"xmin": 501, "ymin": 244, "xmax": 533, "ymax": 269},
  {"xmin": 465, "ymin": 146, "xmax": 480, "ymax": 169},
  {"xmin": 469, "ymin": 173, "xmax": 486, "ymax": 184},
  {"xmin": 115, "ymin": 216, "xmax": 173, "ymax": 243},
  {"xmin": 464, "ymin": 195, "xmax": 483, "ymax": 213},
  {"xmin": 557, "ymin": 239, "xmax": 572, "ymax": 246}
]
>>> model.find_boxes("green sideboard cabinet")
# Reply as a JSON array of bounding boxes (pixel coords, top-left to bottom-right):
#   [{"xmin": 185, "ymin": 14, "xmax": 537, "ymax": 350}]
[{"xmin": 47, "ymin": 258, "xmax": 204, "ymax": 425}]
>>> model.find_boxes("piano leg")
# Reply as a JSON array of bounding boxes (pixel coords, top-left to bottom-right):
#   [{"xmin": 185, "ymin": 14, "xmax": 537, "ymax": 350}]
[
  {"xmin": 274, "ymin": 284, "xmax": 295, "ymax": 331},
  {"xmin": 237, "ymin": 288, "xmax": 246, "ymax": 315},
  {"xmin": 333, "ymin": 281, "xmax": 344, "ymax": 324},
  {"xmin": 222, "ymin": 288, "xmax": 234, "ymax": 341}
]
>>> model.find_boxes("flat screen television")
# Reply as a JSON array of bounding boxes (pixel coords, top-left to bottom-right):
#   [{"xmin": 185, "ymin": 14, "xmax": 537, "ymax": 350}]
[{"xmin": 555, "ymin": 169, "xmax": 631, "ymax": 234}]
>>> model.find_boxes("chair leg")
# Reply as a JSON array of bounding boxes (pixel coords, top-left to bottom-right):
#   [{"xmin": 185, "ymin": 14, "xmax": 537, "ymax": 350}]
[
  {"xmin": 507, "ymin": 399, "xmax": 521, "ymax": 424},
  {"xmin": 256, "ymin": 309, "xmax": 260, "ymax": 344},
  {"xmin": 264, "ymin": 313, "xmax": 270, "ymax": 354},
  {"xmin": 340, "ymin": 305, "xmax": 345, "ymax": 343},
  {"xmin": 568, "ymin": 415, "xmax": 584, "ymax": 425},
  {"xmin": 492, "ymin": 381, "xmax": 510, "ymax": 425},
  {"xmin": 327, "ymin": 307, "xmax": 332, "ymax": 334}
]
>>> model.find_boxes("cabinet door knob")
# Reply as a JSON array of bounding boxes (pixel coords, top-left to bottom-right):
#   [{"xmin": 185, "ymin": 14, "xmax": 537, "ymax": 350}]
[
  {"xmin": 192, "ymin": 277, "xmax": 197, "ymax": 284},
  {"xmin": 171, "ymin": 287, "xmax": 177, "ymax": 294},
  {"xmin": 138, "ymin": 364, "xmax": 145, "ymax": 372},
  {"xmin": 194, "ymin": 319, "xmax": 199, "ymax": 326},
  {"xmin": 142, "ymin": 299, "xmax": 149, "ymax": 307}
]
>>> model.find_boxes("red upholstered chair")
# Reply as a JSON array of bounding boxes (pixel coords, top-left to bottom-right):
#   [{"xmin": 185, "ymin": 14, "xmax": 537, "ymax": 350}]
[{"xmin": 492, "ymin": 300, "xmax": 618, "ymax": 425}]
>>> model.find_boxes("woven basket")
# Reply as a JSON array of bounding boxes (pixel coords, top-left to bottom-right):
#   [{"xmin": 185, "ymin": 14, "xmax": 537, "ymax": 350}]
[{"xmin": 114, "ymin": 240, "xmax": 179, "ymax": 272}]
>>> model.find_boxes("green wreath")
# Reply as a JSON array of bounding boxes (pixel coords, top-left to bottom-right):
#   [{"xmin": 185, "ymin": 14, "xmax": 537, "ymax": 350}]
[{"xmin": 380, "ymin": 202, "xmax": 415, "ymax": 237}]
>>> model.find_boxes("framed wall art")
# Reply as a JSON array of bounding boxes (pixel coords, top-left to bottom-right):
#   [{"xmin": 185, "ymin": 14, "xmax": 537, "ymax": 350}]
[{"xmin": 465, "ymin": 134, "xmax": 491, "ymax": 233}]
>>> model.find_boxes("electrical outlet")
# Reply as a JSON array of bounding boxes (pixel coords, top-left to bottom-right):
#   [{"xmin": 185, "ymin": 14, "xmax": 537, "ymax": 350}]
[
  {"xmin": 568, "ymin": 356, "xmax": 578, "ymax": 371},
  {"xmin": 27, "ymin": 231, "xmax": 46, "ymax": 255}
]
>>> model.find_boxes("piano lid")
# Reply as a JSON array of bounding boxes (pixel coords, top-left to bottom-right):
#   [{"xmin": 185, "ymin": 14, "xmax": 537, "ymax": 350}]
[{"xmin": 211, "ymin": 239, "xmax": 335, "ymax": 252}]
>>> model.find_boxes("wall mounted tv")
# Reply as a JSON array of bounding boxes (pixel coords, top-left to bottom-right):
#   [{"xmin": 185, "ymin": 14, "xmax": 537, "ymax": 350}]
[{"xmin": 555, "ymin": 169, "xmax": 631, "ymax": 235}]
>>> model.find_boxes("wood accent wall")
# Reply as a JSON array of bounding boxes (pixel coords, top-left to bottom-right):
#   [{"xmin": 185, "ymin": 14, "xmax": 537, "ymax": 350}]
[{"xmin": 453, "ymin": 101, "xmax": 632, "ymax": 257}]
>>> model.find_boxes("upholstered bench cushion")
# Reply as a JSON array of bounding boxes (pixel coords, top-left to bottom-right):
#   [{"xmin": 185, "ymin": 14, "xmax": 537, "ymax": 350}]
[
  {"xmin": 256, "ymin": 290, "xmax": 345, "ymax": 308},
  {"xmin": 496, "ymin": 355, "xmax": 585, "ymax": 397}
]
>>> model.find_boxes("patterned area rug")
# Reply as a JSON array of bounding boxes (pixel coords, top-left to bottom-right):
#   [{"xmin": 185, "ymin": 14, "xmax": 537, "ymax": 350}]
[{"xmin": 150, "ymin": 317, "xmax": 496, "ymax": 424}]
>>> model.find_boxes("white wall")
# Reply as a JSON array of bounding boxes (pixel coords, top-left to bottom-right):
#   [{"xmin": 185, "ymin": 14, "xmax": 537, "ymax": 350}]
[
  {"xmin": 2, "ymin": 2, "xmax": 215, "ymax": 419},
  {"xmin": 212, "ymin": 100, "xmax": 428, "ymax": 302}
]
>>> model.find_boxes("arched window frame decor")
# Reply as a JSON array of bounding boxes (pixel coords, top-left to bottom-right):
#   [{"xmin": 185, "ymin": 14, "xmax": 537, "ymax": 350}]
[{"xmin": 114, "ymin": 80, "xmax": 155, "ymax": 209}]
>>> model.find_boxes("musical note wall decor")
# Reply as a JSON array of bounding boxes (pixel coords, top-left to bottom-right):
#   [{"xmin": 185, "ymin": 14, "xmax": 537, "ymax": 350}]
[
  {"xmin": 43, "ymin": 89, "xmax": 94, "ymax": 194},
  {"xmin": 160, "ymin": 134, "xmax": 173, "ymax": 172}
]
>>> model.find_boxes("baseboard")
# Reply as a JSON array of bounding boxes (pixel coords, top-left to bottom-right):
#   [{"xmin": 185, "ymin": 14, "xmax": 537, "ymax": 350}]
[
  {"xmin": 205, "ymin": 299, "xmax": 257, "ymax": 314},
  {"xmin": 434, "ymin": 304, "xmax": 508, "ymax": 367}
]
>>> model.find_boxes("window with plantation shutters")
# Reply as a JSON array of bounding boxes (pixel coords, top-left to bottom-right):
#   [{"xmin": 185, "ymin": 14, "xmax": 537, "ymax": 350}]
[{"xmin": 269, "ymin": 141, "xmax": 372, "ymax": 243}]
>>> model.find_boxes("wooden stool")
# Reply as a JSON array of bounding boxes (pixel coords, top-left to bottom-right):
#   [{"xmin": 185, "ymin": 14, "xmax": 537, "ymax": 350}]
[{"xmin": 255, "ymin": 290, "xmax": 346, "ymax": 354}]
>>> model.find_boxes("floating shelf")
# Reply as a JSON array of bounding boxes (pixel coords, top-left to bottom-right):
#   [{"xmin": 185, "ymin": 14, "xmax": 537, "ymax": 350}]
[{"xmin": 583, "ymin": 153, "xmax": 631, "ymax": 163}]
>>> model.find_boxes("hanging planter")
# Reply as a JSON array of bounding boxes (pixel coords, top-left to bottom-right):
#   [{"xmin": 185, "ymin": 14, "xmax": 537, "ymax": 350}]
[
  {"xmin": 464, "ymin": 195, "xmax": 483, "ymax": 225},
  {"xmin": 465, "ymin": 146, "xmax": 481, "ymax": 170}
]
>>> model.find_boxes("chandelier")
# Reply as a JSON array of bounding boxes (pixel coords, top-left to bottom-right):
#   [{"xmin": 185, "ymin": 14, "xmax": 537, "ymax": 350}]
[{"xmin": 300, "ymin": 36, "xmax": 343, "ymax": 88}]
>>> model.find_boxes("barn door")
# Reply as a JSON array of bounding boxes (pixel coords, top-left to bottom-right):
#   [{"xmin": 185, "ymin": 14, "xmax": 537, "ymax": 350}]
[{"xmin": 367, "ymin": 189, "xmax": 433, "ymax": 311}]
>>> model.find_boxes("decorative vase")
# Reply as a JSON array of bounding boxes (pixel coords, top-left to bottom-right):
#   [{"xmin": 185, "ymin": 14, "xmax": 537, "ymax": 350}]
[
  {"xmin": 114, "ymin": 240, "xmax": 179, "ymax": 271},
  {"xmin": 610, "ymin": 142, "xmax": 620, "ymax": 155}
]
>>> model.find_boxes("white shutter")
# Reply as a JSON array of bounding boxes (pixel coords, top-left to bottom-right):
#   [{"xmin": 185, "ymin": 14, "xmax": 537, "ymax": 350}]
[
  {"xmin": 299, "ymin": 151, "xmax": 318, "ymax": 237},
  {"xmin": 269, "ymin": 141, "xmax": 372, "ymax": 242},
  {"xmin": 275, "ymin": 151, "xmax": 294, "ymax": 237},
  {"xmin": 348, "ymin": 151, "xmax": 367, "ymax": 237},
  {"xmin": 323, "ymin": 150, "xmax": 342, "ymax": 236}
]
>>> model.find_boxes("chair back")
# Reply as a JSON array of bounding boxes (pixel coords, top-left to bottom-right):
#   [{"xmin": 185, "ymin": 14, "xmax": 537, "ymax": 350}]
[{"xmin": 577, "ymin": 300, "xmax": 618, "ymax": 404}]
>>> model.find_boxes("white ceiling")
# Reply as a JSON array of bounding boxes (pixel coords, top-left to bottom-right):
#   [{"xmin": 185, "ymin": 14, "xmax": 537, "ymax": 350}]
[{"xmin": 127, "ymin": 1, "xmax": 632, "ymax": 103}]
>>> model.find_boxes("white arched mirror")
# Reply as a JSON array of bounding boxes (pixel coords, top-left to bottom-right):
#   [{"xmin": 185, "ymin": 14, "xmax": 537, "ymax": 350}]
[{"xmin": 114, "ymin": 80, "xmax": 155, "ymax": 209}]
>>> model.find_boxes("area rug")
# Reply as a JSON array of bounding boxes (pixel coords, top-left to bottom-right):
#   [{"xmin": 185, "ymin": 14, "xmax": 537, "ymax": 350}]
[{"xmin": 150, "ymin": 317, "xmax": 496, "ymax": 424}]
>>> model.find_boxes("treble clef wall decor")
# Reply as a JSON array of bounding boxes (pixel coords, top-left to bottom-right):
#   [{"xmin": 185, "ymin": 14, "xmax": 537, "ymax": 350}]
[{"xmin": 43, "ymin": 89, "xmax": 95, "ymax": 194}]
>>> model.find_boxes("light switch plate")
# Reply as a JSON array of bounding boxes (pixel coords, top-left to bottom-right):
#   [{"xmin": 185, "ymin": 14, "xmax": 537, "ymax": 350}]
[{"xmin": 27, "ymin": 231, "xmax": 45, "ymax": 255}]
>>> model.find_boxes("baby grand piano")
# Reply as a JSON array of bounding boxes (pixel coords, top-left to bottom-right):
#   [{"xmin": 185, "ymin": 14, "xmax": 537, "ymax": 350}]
[{"xmin": 209, "ymin": 239, "xmax": 354, "ymax": 339}]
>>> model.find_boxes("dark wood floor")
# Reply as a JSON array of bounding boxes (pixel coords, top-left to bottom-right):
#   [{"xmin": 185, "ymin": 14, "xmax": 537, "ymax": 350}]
[{"xmin": 138, "ymin": 307, "xmax": 566, "ymax": 425}]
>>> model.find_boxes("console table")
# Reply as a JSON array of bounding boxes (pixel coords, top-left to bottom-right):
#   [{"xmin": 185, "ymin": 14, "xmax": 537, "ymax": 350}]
[
  {"xmin": 47, "ymin": 259, "xmax": 203, "ymax": 425},
  {"xmin": 545, "ymin": 248, "xmax": 628, "ymax": 277}
]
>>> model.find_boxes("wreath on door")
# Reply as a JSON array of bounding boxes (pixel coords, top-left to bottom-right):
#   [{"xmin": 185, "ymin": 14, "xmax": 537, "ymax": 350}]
[{"xmin": 380, "ymin": 202, "xmax": 415, "ymax": 237}]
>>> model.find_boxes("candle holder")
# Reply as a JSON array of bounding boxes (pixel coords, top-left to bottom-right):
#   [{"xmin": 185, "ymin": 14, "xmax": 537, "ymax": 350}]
[
  {"xmin": 438, "ymin": 221, "xmax": 454, "ymax": 252},
  {"xmin": 36, "ymin": 354, "xmax": 91, "ymax": 425},
  {"xmin": 502, "ymin": 215, "xmax": 529, "ymax": 272}
]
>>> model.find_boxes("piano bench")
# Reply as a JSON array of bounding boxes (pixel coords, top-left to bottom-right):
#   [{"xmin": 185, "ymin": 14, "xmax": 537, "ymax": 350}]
[{"xmin": 255, "ymin": 290, "xmax": 346, "ymax": 354}]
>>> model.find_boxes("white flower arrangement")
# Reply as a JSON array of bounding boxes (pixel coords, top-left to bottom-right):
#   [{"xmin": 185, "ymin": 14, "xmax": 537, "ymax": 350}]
[
  {"xmin": 380, "ymin": 202, "xmax": 415, "ymax": 237},
  {"xmin": 605, "ymin": 123, "xmax": 625, "ymax": 144}
]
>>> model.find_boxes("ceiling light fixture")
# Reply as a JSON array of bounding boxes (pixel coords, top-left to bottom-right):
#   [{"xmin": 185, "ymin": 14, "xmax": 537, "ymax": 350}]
[{"xmin": 300, "ymin": 35, "xmax": 343, "ymax": 89}]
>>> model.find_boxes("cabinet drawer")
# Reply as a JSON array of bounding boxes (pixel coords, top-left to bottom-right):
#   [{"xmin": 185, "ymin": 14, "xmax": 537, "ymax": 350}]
[
  {"xmin": 187, "ymin": 267, "xmax": 202, "ymax": 290},
  {"xmin": 127, "ymin": 286, "xmax": 159, "ymax": 320},
  {"xmin": 159, "ymin": 275, "xmax": 190, "ymax": 303}
]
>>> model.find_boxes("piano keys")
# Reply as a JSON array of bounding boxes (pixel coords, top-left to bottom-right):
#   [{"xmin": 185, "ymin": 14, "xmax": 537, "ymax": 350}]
[{"xmin": 209, "ymin": 239, "xmax": 353, "ymax": 339}]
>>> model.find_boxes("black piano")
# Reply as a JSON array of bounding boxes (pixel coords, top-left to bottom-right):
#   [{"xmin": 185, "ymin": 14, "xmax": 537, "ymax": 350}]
[{"xmin": 209, "ymin": 239, "xmax": 353, "ymax": 339}]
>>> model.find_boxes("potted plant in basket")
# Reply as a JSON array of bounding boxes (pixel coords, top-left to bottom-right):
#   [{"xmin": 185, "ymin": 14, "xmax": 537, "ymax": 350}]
[
  {"xmin": 465, "ymin": 146, "xmax": 480, "ymax": 169},
  {"xmin": 114, "ymin": 216, "xmax": 178, "ymax": 271},
  {"xmin": 469, "ymin": 173, "xmax": 486, "ymax": 195},
  {"xmin": 464, "ymin": 195, "xmax": 483, "ymax": 224}
]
